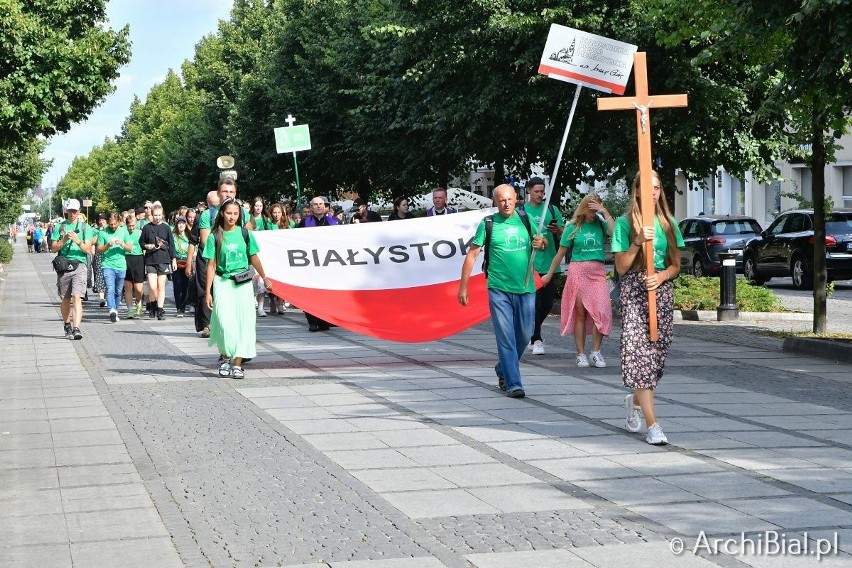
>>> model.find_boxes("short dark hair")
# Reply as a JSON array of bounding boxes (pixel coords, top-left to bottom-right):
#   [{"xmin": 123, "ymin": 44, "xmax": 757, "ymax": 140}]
[
  {"xmin": 527, "ymin": 176, "xmax": 546, "ymax": 188},
  {"xmin": 218, "ymin": 178, "xmax": 237, "ymax": 190}
]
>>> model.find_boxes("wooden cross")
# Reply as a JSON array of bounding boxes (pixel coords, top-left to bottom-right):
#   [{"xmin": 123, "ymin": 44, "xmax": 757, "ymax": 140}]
[{"xmin": 597, "ymin": 52, "xmax": 687, "ymax": 341}]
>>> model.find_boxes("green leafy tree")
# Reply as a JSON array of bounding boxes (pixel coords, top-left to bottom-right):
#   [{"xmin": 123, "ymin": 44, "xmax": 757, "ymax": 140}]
[
  {"xmin": 0, "ymin": 0, "xmax": 130, "ymax": 146},
  {"xmin": 651, "ymin": 0, "xmax": 852, "ymax": 333},
  {"xmin": 0, "ymin": 0, "xmax": 129, "ymax": 224},
  {"xmin": 0, "ymin": 139, "xmax": 46, "ymax": 226}
]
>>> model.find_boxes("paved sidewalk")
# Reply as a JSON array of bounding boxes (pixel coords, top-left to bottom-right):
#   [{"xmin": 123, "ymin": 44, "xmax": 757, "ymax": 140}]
[{"xmin": 1, "ymin": 242, "xmax": 851, "ymax": 568}]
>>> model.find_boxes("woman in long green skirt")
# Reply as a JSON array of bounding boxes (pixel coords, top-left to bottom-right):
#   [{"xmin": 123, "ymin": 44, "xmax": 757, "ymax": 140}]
[{"xmin": 203, "ymin": 199, "xmax": 273, "ymax": 379}]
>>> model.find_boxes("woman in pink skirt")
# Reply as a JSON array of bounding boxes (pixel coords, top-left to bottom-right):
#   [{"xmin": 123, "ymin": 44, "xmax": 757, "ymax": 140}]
[{"xmin": 542, "ymin": 194, "xmax": 614, "ymax": 368}]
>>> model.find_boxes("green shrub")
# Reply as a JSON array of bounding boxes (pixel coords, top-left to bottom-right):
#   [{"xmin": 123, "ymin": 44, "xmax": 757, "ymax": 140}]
[
  {"xmin": 673, "ymin": 275, "xmax": 784, "ymax": 312},
  {"xmin": 0, "ymin": 239, "xmax": 12, "ymax": 264}
]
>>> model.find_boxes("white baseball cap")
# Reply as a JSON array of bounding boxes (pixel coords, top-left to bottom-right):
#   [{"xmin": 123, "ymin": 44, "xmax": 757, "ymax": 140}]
[{"xmin": 66, "ymin": 198, "xmax": 81, "ymax": 211}]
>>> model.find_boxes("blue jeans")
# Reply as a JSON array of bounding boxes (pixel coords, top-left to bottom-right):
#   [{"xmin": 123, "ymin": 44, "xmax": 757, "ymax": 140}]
[
  {"xmin": 488, "ymin": 288, "xmax": 535, "ymax": 393},
  {"xmin": 102, "ymin": 267, "xmax": 126, "ymax": 311}
]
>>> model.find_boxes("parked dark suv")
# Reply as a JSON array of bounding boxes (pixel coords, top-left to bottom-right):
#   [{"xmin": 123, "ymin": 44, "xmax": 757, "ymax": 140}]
[
  {"xmin": 743, "ymin": 209, "xmax": 852, "ymax": 289},
  {"xmin": 678, "ymin": 215, "xmax": 763, "ymax": 276}
]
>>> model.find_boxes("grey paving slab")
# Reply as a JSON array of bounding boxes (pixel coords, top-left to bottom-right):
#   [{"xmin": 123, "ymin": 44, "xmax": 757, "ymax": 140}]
[
  {"xmin": 53, "ymin": 444, "xmax": 132, "ymax": 467},
  {"xmin": 571, "ymin": 541, "xmax": 723, "ymax": 567},
  {"xmin": 662, "ymin": 472, "xmax": 790, "ymax": 500},
  {"xmin": 398, "ymin": 445, "xmax": 496, "ymax": 467},
  {"xmin": 528, "ymin": 456, "xmax": 640, "ymax": 481},
  {"xmin": 349, "ymin": 467, "xmax": 457, "ymax": 492},
  {"xmin": 325, "ymin": 448, "xmax": 420, "ymax": 469},
  {"xmin": 328, "ymin": 557, "xmax": 448, "ymax": 568},
  {"xmin": 57, "ymin": 463, "xmax": 143, "ymax": 487},
  {"xmin": 383, "ymin": 488, "xmax": 499, "ymax": 518},
  {"xmin": 574, "ymin": 476, "xmax": 700, "ymax": 506},
  {"xmin": 757, "ymin": 467, "xmax": 852, "ymax": 494},
  {"xmin": 50, "ymin": 429, "xmax": 125, "ymax": 448},
  {"xmin": 465, "ymin": 549, "xmax": 591, "ymax": 568},
  {"xmin": 0, "ymin": 467, "xmax": 58, "ymax": 490},
  {"xmin": 724, "ymin": 496, "xmax": 852, "ymax": 529},
  {"xmin": 429, "ymin": 463, "xmax": 540, "ymax": 488},
  {"xmin": 0, "ymin": 488, "xmax": 64, "ymax": 517},
  {"xmin": 720, "ymin": 430, "xmax": 828, "ymax": 448},
  {"xmin": 371, "ymin": 428, "xmax": 460, "ymax": 448},
  {"xmin": 606, "ymin": 452, "xmax": 725, "ymax": 477},
  {"xmin": 0, "ymin": 543, "xmax": 73, "ymax": 568},
  {"xmin": 0, "ymin": 447, "xmax": 55, "ymax": 469},
  {"xmin": 629, "ymin": 501, "xmax": 779, "ymax": 535},
  {"xmin": 777, "ymin": 447, "xmax": 852, "ymax": 468},
  {"xmin": 486, "ymin": 439, "xmax": 590, "ymax": 461},
  {"xmin": 69, "ymin": 537, "xmax": 182, "ymax": 568},
  {"xmin": 467, "ymin": 484, "xmax": 595, "ymax": 514},
  {"xmin": 4, "ymin": 513, "xmax": 69, "ymax": 545},
  {"xmin": 302, "ymin": 431, "xmax": 389, "ymax": 451},
  {"xmin": 696, "ymin": 448, "xmax": 819, "ymax": 470}
]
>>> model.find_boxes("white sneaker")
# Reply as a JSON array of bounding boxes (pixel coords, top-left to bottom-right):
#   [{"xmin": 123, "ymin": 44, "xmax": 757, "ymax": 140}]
[
  {"xmin": 257, "ymin": 306, "xmax": 267, "ymax": 317},
  {"xmin": 646, "ymin": 423, "xmax": 668, "ymax": 445},
  {"xmin": 576, "ymin": 353, "xmax": 589, "ymax": 368},
  {"xmin": 590, "ymin": 351, "xmax": 606, "ymax": 368},
  {"xmin": 624, "ymin": 394, "xmax": 643, "ymax": 432},
  {"xmin": 531, "ymin": 340, "xmax": 545, "ymax": 355},
  {"xmin": 284, "ymin": 301, "xmax": 291, "ymax": 308}
]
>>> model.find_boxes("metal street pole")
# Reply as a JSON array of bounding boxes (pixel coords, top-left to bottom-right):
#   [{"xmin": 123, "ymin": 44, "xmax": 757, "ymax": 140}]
[{"xmin": 293, "ymin": 151, "xmax": 301, "ymax": 207}]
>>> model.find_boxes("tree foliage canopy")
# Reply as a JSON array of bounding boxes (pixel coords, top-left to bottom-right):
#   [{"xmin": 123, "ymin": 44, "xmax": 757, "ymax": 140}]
[
  {"xmin": 0, "ymin": 0, "xmax": 130, "ymax": 225},
  {"xmin": 55, "ymin": 0, "xmax": 850, "ymax": 226}
]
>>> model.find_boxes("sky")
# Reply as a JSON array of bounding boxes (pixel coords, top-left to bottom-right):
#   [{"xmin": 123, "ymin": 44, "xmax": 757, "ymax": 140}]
[{"xmin": 41, "ymin": 0, "xmax": 235, "ymax": 189}]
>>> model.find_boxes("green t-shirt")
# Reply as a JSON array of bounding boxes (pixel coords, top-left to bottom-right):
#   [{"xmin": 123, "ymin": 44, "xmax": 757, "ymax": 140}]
[
  {"xmin": 174, "ymin": 233, "xmax": 190, "ymax": 260},
  {"xmin": 97, "ymin": 226, "xmax": 132, "ymax": 270},
  {"xmin": 127, "ymin": 228, "xmax": 143, "ymax": 256},
  {"xmin": 198, "ymin": 207, "xmax": 247, "ymax": 231},
  {"xmin": 472, "ymin": 212, "xmax": 535, "ymax": 294},
  {"xmin": 50, "ymin": 219, "xmax": 93, "ymax": 265},
  {"xmin": 611, "ymin": 215, "xmax": 685, "ymax": 270},
  {"xmin": 252, "ymin": 216, "xmax": 278, "ymax": 231},
  {"xmin": 561, "ymin": 220, "xmax": 607, "ymax": 262},
  {"xmin": 201, "ymin": 227, "xmax": 259, "ymax": 277},
  {"xmin": 523, "ymin": 202, "xmax": 565, "ymax": 274}
]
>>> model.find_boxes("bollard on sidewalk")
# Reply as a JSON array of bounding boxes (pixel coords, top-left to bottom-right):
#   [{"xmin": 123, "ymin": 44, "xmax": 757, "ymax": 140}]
[{"xmin": 717, "ymin": 251, "xmax": 739, "ymax": 321}]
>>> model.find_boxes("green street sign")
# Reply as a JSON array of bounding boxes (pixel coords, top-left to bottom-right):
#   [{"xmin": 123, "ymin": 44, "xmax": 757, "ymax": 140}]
[{"xmin": 274, "ymin": 124, "xmax": 312, "ymax": 153}]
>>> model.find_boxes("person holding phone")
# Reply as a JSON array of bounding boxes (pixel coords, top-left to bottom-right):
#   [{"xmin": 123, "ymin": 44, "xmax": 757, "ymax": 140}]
[
  {"xmin": 139, "ymin": 205, "xmax": 176, "ymax": 320},
  {"xmin": 523, "ymin": 177, "xmax": 565, "ymax": 355},
  {"xmin": 542, "ymin": 194, "xmax": 614, "ymax": 368}
]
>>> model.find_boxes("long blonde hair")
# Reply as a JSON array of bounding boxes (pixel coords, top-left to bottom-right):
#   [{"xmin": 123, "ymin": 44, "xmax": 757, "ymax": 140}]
[
  {"xmin": 627, "ymin": 170, "xmax": 678, "ymax": 270},
  {"xmin": 566, "ymin": 193, "xmax": 603, "ymax": 242}
]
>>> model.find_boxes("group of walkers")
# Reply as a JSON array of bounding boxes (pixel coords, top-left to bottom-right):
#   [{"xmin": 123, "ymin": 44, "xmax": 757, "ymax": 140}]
[
  {"xmin": 47, "ymin": 173, "xmax": 682, "ymax": 444},
  {"xmin": 459, "ymin": 170, "xmax": 683, "ymax": 446}
]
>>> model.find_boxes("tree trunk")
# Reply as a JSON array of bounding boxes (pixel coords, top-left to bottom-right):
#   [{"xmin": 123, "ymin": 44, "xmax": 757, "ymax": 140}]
[
  {"xmin": 493, "ymin": 158, "xmax": 505, "ymax": 187},
  {"xmin": 810, "ymin": 119, "xmax": 827, "ymax": 333}
]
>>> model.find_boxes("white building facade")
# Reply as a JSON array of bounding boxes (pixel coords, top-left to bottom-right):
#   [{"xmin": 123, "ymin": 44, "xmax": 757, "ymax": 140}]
[{"xmin": 673, "ymin": 132, "xmax": 852, "ymax": 228}]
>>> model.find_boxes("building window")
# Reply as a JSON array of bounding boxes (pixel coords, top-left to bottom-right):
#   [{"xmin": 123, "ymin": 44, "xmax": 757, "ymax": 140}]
[
  {"xmin": 798, "ymin": 168, "xmax": 813, "ymax": 201},
  {"xmin": 842, "ymin": 166, "xmax": 852, "ymax": 207}
]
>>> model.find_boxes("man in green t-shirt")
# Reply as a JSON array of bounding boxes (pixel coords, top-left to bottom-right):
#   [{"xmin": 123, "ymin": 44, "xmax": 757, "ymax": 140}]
[
  {"xmin": 50, "ymin": 199, "xmax": 98, "ymax": 340},
  {"xmin": 523, "ymin": 177, "xmax": 565, "ymax": 355},
  {"xmin": 458, "ymin": 185, "xmax": 547, "ymax": 399}
]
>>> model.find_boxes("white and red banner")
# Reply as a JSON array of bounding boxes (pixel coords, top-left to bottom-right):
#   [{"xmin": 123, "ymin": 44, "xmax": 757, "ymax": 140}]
[{"xmin": 254, "ymin": 210, "xmax": 494, "ymax": 342}]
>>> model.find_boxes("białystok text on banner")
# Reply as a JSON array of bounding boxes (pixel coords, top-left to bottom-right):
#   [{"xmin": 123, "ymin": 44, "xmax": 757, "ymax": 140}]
[{"xmin": 254, "ymin": 210, "xmax": 494, "ymax": 342}]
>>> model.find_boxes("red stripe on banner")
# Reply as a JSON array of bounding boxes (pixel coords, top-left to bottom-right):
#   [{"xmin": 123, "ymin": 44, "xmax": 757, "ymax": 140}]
[
  {"xmin": 268, "ymin": 275, "xmax": 492, "ymax": 343},
  {"xmin": 537, "ymin": 64, "xmax": 626, "ymax": 95}
]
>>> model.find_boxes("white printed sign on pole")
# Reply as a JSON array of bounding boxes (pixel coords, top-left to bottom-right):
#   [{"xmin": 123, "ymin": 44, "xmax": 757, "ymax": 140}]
[{"xmin": 538, "ymin": 24, "xmax": 637, "ymax": 95}]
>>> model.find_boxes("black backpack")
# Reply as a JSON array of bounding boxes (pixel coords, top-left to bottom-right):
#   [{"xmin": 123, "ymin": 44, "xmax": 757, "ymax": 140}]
[{"xmin": 482, "ymin": 208, "xmax": 533, "ymax": 278}]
